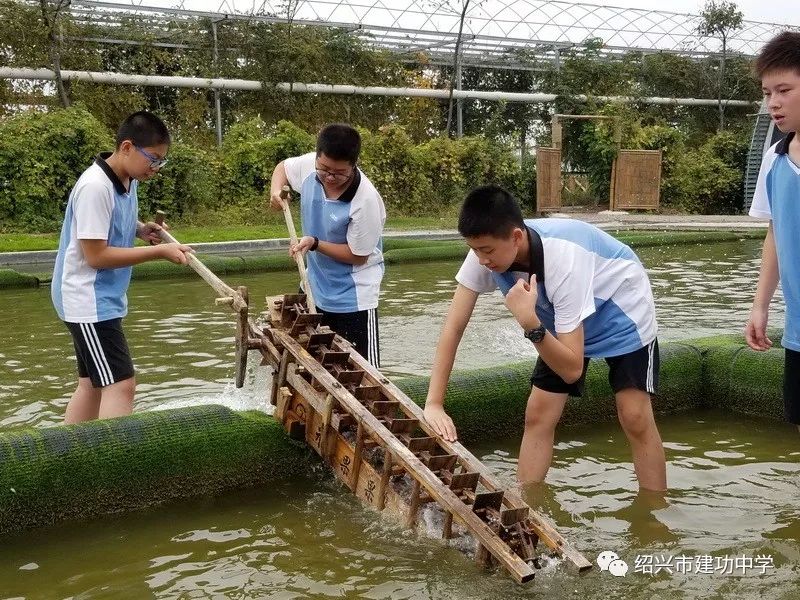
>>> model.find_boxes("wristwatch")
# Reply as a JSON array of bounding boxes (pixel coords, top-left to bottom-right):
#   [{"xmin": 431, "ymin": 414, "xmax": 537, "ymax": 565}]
[{"xmin": 523, "ymin": 323, "xmax": 547, "ymax": 343}]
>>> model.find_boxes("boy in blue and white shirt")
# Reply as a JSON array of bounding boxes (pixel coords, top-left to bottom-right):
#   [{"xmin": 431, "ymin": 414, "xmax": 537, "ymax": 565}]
[
  {"xmin": 52, "ymin": 111, "xmax": 192, "ymax": 424},
  {"xmin": 270, "ymin": 124, "xmax": 385, "ymax": 366},
  {"xmin": 746, "ymin": 31, "xmax": 800, "ymax": 429},
  {"xmin": 424, "ymin": 185, "xmax": 667, "ymax": 491}
]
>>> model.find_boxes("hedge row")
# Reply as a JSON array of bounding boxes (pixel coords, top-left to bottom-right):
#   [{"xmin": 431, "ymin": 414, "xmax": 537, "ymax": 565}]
[{"xmin": 0, "ymin": 107, "xmax": 535, "ymax": 233}]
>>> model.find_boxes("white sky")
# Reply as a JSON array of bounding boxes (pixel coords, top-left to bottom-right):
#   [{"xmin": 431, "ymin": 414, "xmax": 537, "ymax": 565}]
[
  {"xmin": 198, "ymin": 0, "xmax": 799, "ymax": 25},
  {"xmin": 580, "ymin": 0, "xmax": 799, "ymax": 25}
]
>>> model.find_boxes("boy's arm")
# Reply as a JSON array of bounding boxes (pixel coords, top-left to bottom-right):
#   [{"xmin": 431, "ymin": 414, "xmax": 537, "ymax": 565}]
[
  {"xmin": 746, "ymin": 222, "xmax": 779, "ymax": 351},
  {"xmin": 505, "ymin": 278, "xmax": 585, "ymax": 383},
  {"xmin": 269, "ymin": 161, "xmax": 290, "ymax": 210},
  {"xmin": 292, "ymin": 189, "xmax": 383, "ymax": 266},
  {"xmin": 423, "ymin": 283, "xmax": 479, "ymax": 441},
  {"xmin": 80, "ymin": 239, "xmax": 192, "ymax": 269},
  {"xmin": 293, "ymin": 239, "xmax": 370, "ymax": 265},
  {"xmin": 72, "ymin": 181, "xmax": 192, "ymax": 269},
  {"xmin": 531, "ymin": 325, "xmax": 585, "ymax": 383}
]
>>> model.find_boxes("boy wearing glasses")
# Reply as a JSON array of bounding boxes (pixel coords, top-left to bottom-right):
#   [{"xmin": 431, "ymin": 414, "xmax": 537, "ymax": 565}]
[
  {"xmin": 269, "ymin": 123, "xmax": 386, "ymax": 366},
  {"xmin": 52, "ymin": 111, "xmax": 193, "ymax": 424}
]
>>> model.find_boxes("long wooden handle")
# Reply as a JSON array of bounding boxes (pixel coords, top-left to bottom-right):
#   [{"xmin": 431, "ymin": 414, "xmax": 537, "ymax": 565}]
[
  {"xmin": 138, "ymin": 216, "xmax": 247, "ymax": 313},
  {"xmin": 280, "ymin": 186, "xmax": 317, "ymax": 314}
]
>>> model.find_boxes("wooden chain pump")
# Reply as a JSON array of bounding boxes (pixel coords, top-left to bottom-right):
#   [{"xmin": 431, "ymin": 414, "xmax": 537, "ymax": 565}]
[{"xmin": 150, "ymin": 206, "xmax": 592, "ymax": 584}]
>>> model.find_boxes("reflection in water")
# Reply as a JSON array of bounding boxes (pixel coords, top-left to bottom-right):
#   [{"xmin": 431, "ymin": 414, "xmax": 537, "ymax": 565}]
[{"xmin": 0, "ymin": 239, "xmax": 780, "ymax": 428}]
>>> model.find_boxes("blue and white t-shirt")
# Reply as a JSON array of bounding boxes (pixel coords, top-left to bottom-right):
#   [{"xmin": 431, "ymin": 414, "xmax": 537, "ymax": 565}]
[
  {"xmin": 749, "ymin": 132, "xmax": 800, "ymax": 352},
  {"xmin": 52, "ymin": 154, "xmax": 139, "ymax": 323},
  {"xmin": 455, "ymin": 218, "xmax": 657, "ymax": 358},
  {"xmin": 284, "ymin": 153, "xmax": 386, "ymax": 313}
]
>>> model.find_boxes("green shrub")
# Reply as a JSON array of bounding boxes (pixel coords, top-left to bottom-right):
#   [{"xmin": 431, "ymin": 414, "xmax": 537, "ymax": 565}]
[
  {"xmin": 138, "ymin": 143, "xmax": 223, "ymax": 219},
  {"xmin": 219, "ymin": 118, "xmax": 314, "ymax": 205},
  {"xmin": 0, "ymin": 106, "xmax": 113, "ymax": 232},
  {"xmin": 414, "ymin": 136, "xmax": 466, "ymax": 210},
  {"xmin": 361, "ymin": 127, "xmax": 527, "ymax": 215},
  {"xmin": 359, "ymin": 125, "xmax": 433, "ymax": 215},
  {"xmin": 457, "ymin": 135, "xmax": 521, "ymax": 196},
  {"xmin": 664, "ymin": 132, "xmax": 747, "ymax": 214}
]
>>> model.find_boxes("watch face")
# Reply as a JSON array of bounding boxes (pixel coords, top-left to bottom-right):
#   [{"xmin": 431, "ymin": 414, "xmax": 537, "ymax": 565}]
[{"xmin": 525, "ymin": 326, "xmax": 545, "ymax": 342}]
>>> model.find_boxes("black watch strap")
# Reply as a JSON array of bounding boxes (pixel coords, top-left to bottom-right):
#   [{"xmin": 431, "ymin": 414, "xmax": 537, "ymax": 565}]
[
  {"xmin": 524, "ymin": 324, "xmax": 546, "ymax": 343},
  {"xmin": 310, "ymin": 236, "xmax": 320, "ymax": 251}
]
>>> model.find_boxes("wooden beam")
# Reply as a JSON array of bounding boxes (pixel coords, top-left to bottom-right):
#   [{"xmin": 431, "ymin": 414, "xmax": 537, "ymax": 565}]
[{"xmin": 151, "ymin": 224, "xmax": 248, "ymax": 313}]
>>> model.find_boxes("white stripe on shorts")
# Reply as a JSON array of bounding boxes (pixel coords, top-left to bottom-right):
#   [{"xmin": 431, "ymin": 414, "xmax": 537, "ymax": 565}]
[
  {"xmin": 80, "ymin": 322, "xmax": 113, "ymax": 386},
  {"xmin": 367, "ymin": 308, "xmax": 379, "ymax": 367},
  {"xmin": 646, "ymin": 340, "xmax": 655, "ymax": 394}
]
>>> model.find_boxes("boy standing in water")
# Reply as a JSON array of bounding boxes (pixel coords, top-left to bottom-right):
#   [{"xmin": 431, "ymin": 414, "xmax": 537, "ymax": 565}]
[
  {"xmin": 424, "ymin": 185, "xmax": 667, "ymax": 491},
  {"xmin": 269, "ymin": 123, "xmax": 385, "ymax": 366},
  {"xmin": 52, "ymin": 111, "xmax": 192, "ymax": 423},
  {"xmin": 746, "ymin": 31, "xmax": 800, "ymax": 430}
]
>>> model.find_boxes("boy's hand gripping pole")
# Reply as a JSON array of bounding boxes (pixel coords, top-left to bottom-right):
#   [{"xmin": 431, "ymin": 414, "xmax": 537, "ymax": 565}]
[{"xmin": 280, "ymin": 186, "xmax": 317, "ymax": 314}]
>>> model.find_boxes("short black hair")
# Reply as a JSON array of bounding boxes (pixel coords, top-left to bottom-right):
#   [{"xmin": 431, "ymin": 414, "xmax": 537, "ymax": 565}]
[
  {"xmin": 316, "ymin": 123, "xmax": 361, "ymax": 163},
  {"xmin": 755, "ymin": 31, "xmax": 800, "ymax": 79},
  {"xmin": 115, "ymin": 111, "xmax": 171, "ymax": 149},
  {"xmin": 458, "ymin": 185, "xmax": 525, "ymax": 238}
]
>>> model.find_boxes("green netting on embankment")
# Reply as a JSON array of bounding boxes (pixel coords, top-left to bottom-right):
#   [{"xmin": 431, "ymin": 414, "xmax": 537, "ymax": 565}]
[
  {"xmin": 615, "ymin": 230, "xmax": 763, "ymax": 248},
  {"xmin": 0, "ymin": 405, "xmax": 312, "ymax": 536},
  {"xmin": 0, "ymin": 336, "xmax": 787, "ymax": 535},
  {"xmin": 694, "ymin": 333, "xmax": 786, "ymax": 421},
  {"xmin": 0, "ymin": 230, "xmax": 766, "ymax": 288},
  {"xmin": 397, "ymin": 341, "xmax": 704, "ymax": 444},
  {"xmin": 0, "ymin": 269, "xmax": 40, "ymax": 288}
]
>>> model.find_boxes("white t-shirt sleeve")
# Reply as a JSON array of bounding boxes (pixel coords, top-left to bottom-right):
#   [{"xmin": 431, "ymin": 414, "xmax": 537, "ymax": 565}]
[
  {"xmin": 283, "ymin": 152, "xmax": 316, "ymax": 191},
  {"xmin": 749, "ymin": 145, "xmax": 778, "ymax": 219},
  {"xmin": 544, "ymin": 240, "xmax": 596, "ymax": 333},
  {"xmin": 347, "ymin": 184, "xmax": 386, "ymax": 256},
  {"xmin": 455, "ymin": 250, "xmax": 497, "ymax": 293},
  {"xmin": 73, "ymin": 181, "xmax": 114, "ymax": 240}
]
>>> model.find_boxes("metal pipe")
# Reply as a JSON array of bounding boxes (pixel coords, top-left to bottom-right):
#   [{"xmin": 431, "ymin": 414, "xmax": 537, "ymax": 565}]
[
  {"xmin": 0, "ymin": 67, "xmax": 759, "ymax": 107},
  {"xmin": 211, "ymin": 21, "xmax": 223, "ymax": 147},
  {"xmin": 455, "ymin": 61, "xmax": 463, "ymax": 137}
]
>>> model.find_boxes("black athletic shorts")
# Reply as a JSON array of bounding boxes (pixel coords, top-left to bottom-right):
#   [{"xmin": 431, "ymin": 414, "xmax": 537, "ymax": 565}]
[
  {"xmin": 783, "ymin": 348, "xmax": 800, "ymax": 425},
  {"xmin": 531, "ymin": 339, "xmax": 659, "ymax": 397},
  {"xmin": 64, "ymin": 318, "xmax": 135, "ymax": 388},
  {"xmin": 319, "ymin": 306, "xmax": 380, "ymax": 367}
]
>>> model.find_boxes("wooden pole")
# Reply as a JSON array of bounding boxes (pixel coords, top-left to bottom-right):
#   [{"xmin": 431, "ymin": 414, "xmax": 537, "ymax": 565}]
[
  {"xmin": 280, "ymin": 186, "xmax": 317, "ymax": 314},
  {"xmin": 141, "ymin": 214, "xmax": 248, "ymax": 313},
  {"xmin": 550, "ymin": 114, "xmax": 562, "ymax": 150}
]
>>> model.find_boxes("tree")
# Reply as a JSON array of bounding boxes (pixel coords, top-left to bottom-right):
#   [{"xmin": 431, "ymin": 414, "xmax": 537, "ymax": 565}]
[
  {"xmin": 429, "ymin": 0, "xmax": 486, "ymax": 137},
  {"xmin": 38, "ymin": 0, "xmax": 72, "ymax": 108},
  {"xmin": 697, "ymin": 0, "xmax": 744, "ymax": 130}
]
